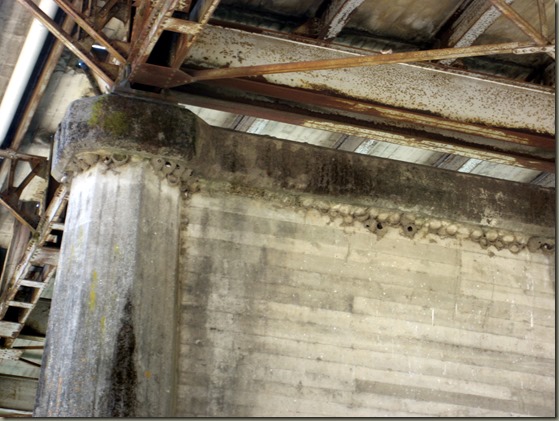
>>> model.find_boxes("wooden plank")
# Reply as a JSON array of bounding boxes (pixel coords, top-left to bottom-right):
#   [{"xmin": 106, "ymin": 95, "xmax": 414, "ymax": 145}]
[
  {"xmin": 17, "ymin": 333, "xmax": 45, "ymax": 343},
  {"xmin": 0, "ymin": 321, "xmax": 21, "ymax": 338},
  {"xmin": 8, "ymin": 301, "xmax": 34, "ymax": 309},
  {"xmin": 0, "ymin": 408, "xmax": 34, "ymax": 417},
  {"xmin": 0, "ymin": 348, "xmax": 23, "ymax": 360},
  {"xmin": 50, "ymin": 222, "xmax": 65, "ymax": 231},
  {"xmin": 30, "ymin": 247, "xmax": 60, "ymax": 266},
  {"xmin": 0, "ymin": 374, "xmax": 38, "ymax": 412},
  {"xmin": 19, "ymin": 280, "xmax": 46, "ymax": 289},
  {"xmin": 0, "ymin": 222, "xmax": 31, "ymax": 297}
]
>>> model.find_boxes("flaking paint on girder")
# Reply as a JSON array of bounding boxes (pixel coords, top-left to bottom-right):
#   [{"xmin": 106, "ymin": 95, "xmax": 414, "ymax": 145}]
[{"xmin": 185, "ymin": 25, "xmax": 554, "ymax": 134}]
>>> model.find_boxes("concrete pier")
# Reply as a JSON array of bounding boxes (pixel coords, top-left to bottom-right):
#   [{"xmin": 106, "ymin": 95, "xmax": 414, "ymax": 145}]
[{"xmin": 33, "ymin": 96, "xmax": 194, "ymax": 416}]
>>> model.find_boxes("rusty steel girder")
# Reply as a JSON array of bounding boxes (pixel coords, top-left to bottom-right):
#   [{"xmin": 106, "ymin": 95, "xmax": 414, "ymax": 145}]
[
  {"xmin": 16, "ymin": 0, "xmax": 119, "ymax": 86},
  {"xmin": 182, "ymin": 25, "xmax": 554, "ymax": 135},
  {"xmin": 183, "ymin": 41, "xmax": 551, "ymax": 81},
  {"xmin": 0, "ymin": 151, "xmax": 49, "ymax": 230},
  {"xmin": 488, "ymin": 0, "xmax": 554, "ymax": 58},
  {"xmin": 12, "ymin": 0, "xmax": 556, "ymax": 179}
]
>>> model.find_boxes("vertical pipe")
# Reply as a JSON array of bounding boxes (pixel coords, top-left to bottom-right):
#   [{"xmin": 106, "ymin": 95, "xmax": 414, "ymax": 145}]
[{"xmin": 0, "ymin": 0, "xmax": 58, "ymax": 147}]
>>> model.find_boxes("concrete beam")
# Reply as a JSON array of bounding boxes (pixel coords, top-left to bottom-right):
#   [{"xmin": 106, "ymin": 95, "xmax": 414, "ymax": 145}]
[
  {"xmin": 183, "ymin": 25, "xmax": 554, "ymax": 135},
  {"xmin": 53, "ymin": 95, "xmax": 554, "ymax": 237}
]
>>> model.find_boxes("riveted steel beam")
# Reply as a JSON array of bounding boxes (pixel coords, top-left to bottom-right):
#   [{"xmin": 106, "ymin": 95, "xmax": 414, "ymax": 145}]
[
  {"xmin": 199, "ymin": 78, "xmax": 555, "ymax": 153},
  {"xmin": 296, "ymin": 0, "xmax": 366, "ymax": 40},
  {"xmin": 183, "ymin": 25, "xmax": 554, "ymax": 135},
  {"xmin": 51, "ymin": 0, "xmax": 127, "ymax": 63},
  {"xmin": 488, "ymin": 0, "xmax": 554, "ymax": 59},
  {"xmin": 169, "ymin": 0, "xmax": 221, "ymax": 68},
  {"xmin": 437, "ymin": 0, "xmax": 514, "ymax": 65},
  {"xmin": 128, "ymin": 0, "xmax": 178, "ymax": 78},
  {"xmin": 316, "ymin": 0, "xmax": 365, "ymax": 40},
  {"xmin": 16, "ymin": 0, "xmax": 116, "ymax": 86},
  {"xmin": 115, "ymin": 87, "xmax": 554, "ymax": 172},
  {"xmin": 185, "ymin": 41, "xmax": 548, "ymax": 81},
  {"xmin": 536, "ymin": 0, "xmax": 549, "ymax": 42}
]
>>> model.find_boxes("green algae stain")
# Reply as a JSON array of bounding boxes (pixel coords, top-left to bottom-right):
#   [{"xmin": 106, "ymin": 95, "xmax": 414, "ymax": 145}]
[
  {"xmin": 77, "ymin": 226, "xmax": 85, "ymax": 246},
  {"xmin": 89, "ymin": 270, "xmax": 98, "ymax": 311},
  {"xmin": 100, "ymin": 316, "xmax": 106, "ymax": 335},
  {"xmin": 89, "ymin": 289, "xmax": 96, "ymax": 311},
  {"xmin": 88, "ymin": 98, "xmax": 130, "ymax": 137}
]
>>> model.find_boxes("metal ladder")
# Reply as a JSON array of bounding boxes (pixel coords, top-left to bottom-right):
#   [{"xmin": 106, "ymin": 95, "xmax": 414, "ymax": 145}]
[{"xmin": 0, "ymin": 185, "xmax": 68, "ymax": 354}]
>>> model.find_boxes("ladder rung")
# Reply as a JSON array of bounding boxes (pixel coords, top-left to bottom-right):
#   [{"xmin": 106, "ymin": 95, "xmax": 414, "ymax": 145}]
[
  {"xmin": 0, "ymin": 348, "xmax": 23, "ymax": 360},
  {"xmin": 51, "ymin": 222, "xmax": 65, "ymax": 231},
  {"xmin": 31, "ymin": 247, "xmax": 60, "ymax": 266},
  {"xmin": 0, "ymin": 321, "xmax": 21, "ymax": 338},
  {"xmin": 8, "ymin": 301, "xmax": 34, "ymax": 309},
  {"xmin": 19, "ymin": 279, "xmax": 45, "ymax": 288}
]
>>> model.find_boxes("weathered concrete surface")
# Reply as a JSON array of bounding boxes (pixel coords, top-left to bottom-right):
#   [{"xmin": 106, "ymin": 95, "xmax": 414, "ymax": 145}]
[
  {"xmin": 53, "ymin": 95, "xmax": 554, "ymax": 238},
  {"xmin": 43, "ymin": 94, "xmax": 555, "ymax": 417},
  {"xmin": 52, "ymin": 95, "xmax": 201, "ymax": 181},
  {"xmin": 34, "ymin": 161, "xmax": 180, "ymax": 416},
  {"xmin": 178, "ymin": 191, "xmax": 555, "ymax": 417}
]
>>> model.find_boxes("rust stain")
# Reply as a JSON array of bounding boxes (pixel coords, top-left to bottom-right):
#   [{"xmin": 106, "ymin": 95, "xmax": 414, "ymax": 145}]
[{"xmin": 204, "ymin": 78, "xmax": 555, "ymax": 150}]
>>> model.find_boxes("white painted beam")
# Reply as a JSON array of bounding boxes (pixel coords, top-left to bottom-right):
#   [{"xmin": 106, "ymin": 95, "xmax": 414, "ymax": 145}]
[
  {"xmin": 317, "ymin": 0, "xmax": 365, "ymax": 40},
  {"xmin": 185, "ymin": 25, "xmax": 554, "ymax": 135}
]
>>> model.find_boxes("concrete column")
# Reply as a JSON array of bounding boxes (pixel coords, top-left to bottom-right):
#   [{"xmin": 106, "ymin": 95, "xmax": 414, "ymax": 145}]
[{"xmin": 33, "ymin": 95, "xmax": 198, "ymax": 417}]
